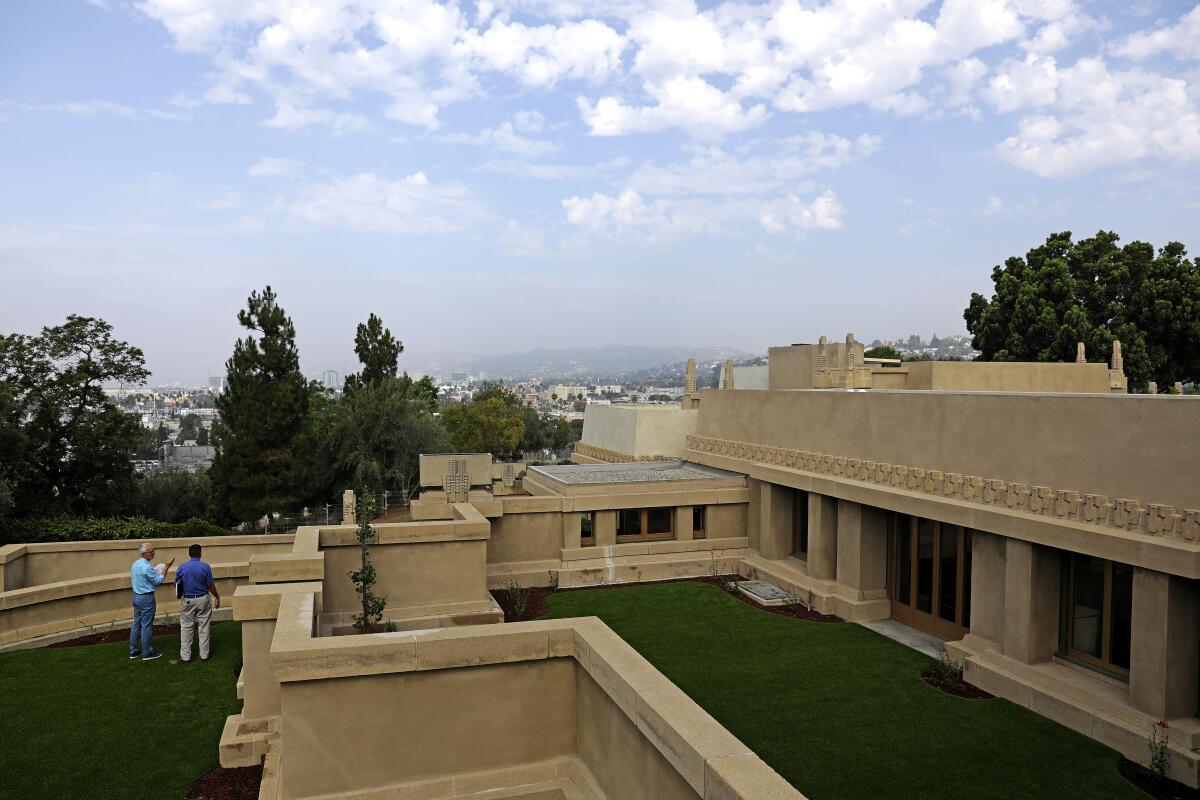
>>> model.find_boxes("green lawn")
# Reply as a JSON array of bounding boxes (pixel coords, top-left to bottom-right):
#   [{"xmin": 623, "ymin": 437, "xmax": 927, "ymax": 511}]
[
  {"xmin": 0, "ymin": 622, "xmax": 242, "ymax": 800},
  {"xmin": 543, "ymin": 582, "xmax": 1146, "ymax": 800}
]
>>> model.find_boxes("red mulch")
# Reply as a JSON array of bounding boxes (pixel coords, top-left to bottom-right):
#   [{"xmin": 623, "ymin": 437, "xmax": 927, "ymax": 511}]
[
  {"xmin": 48, "ymin": 623, "xmax": 183, "ymax": 648},
  {"xmin": 184, "ymin": 763, "xmax": 263, "ymax": 800},
  {"xmin": 1118, "ymin": 758, "xmax": 1200, "ymax": 800},
  {"xmin": 920, "ymin": 665, "xmax": 994, "ymax": 699},
  {"xmin": 490, "ymin": 575, "xmax": 844, "ymax": 624}
]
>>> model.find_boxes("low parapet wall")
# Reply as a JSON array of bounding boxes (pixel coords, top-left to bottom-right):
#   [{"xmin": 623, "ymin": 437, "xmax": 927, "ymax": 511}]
[
  {"xmin": 0, "ymin": 534, "xmax": 295, "ymax": 650},
  {"xmin": 230, "ymin": 581, "xmax": 803, "ymax": 800}
]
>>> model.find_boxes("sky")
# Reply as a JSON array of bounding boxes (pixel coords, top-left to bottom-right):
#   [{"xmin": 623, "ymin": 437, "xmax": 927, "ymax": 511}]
[{"xmin": 1, "ymin": 0, "xmax": 1198, "ymax": 384}]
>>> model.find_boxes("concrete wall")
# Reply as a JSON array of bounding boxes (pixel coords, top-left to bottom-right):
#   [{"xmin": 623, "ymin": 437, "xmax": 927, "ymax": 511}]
[
  {"xmin": 321, "ymin": 538, "xmax": 488, "ymax": 614},
  {"xmin": 581, "ymin": 405, "xmax": 699, "ymax": 458},
  {"xmin": 5, "ymin": 534, "xmax": 294, "ymax": 589},
  {"xmin": 280, "ymin": 660, "xmax": 578, "ymax": 798},
  {"xmin": 904, "ymin": 360, "xmax": 1114, "ymax": 393},
  {"xmin": 694, "ymin": 389, "xmax": 1199, "ymax": 512},
  {"xmin": 488, "ymin": 511, "xmax": 562, "ymax": 565},
  {"xmin": 718, "ymin": 364, "xmax": 770, "ymax": 390},
  {"xmin": 419, "ymin": 453, "xmax": 494, "ymax": 487}
]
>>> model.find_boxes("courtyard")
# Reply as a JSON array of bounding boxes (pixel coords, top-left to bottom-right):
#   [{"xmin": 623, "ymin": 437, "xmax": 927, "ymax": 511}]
[{"xmin": 0, "ymin": 581, "xmax": 1157, "ymax": 800}]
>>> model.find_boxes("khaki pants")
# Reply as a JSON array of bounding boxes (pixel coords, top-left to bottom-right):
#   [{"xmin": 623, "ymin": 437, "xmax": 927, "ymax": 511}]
[{"xmin": 180, "ymin": 594, "xmax": 212, "ymax": 661}]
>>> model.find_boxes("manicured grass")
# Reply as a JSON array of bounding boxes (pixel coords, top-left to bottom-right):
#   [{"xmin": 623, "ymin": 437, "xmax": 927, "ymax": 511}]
[
  {"xmin": 0, "ymin": 622, "xmax": 242, "ymax": 800},
  {"xmin": 543, "ymin": 582, "xmax": 1146, "ymax": 800}
]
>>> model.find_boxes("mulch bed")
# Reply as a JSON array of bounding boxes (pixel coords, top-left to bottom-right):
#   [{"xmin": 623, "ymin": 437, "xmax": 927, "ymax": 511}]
[
  {"xmin": 184, "ymin": 763, "xmax": 263, "ymax": 800},
  {"xmin": 1118, "ymin": 758, "xmax": 1200, "ymax": 800},
  {"xmin": 920, "ymin": 665, "xmax": 994, "ymax": 699},
  {"xmin": 48, "ymin": 623, "xmax": 183, "ymax": 648},
  {"xmin": 491, "ymin": 575, "xmax": 843, "ymax": 624}
]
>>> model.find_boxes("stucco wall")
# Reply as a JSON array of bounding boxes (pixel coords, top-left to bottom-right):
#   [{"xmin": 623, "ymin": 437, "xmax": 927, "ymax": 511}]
[
  {"xmin": 905, "ymin": 360, "xmax": 1113, "ymax": 393},
  {"xmin": 11, "ymin": 534, "xmax": 294, "ymax": 589},
  {"xmin": 488, "ymin": 511, "xmax": 562, "ymax": 565},
  {"xmin": 581, "ymin": 405, "xmax": 699, "ymax": 458},
  {"xmin": 280, "ymin": 659, "xmax": 578, "ymax": 799},
  {"xmin": 695, "ymin": 389, "xmax": 1199, "ymax": 511},
  {"xmin": 321, "ymin": 538, "xmax": 487, "ymax": 614}
]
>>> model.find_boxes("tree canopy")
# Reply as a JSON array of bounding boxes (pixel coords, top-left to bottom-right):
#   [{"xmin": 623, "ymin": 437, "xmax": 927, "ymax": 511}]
[
  {"xmin": 343, "ymin": 313, "xmax": 403, "ymax": 395},
  {"xmin": 440, "ymin": 382, "xmax": 525, "ymax": 459},
  {"xmin": 210, "ymin": 287, "xmax": 315, "ymax": 524},
  {"xmin": 0, "ymin": 315, "xmax": 148, "ymax": 516},
  {"xmin": 965, "ymin": 231, "xmax": 1200, "ymax": 390}
]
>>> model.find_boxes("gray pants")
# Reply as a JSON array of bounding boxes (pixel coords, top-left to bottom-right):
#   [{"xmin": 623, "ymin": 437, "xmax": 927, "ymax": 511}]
[{"xmin": 180, "ymin": 594, "xmax": 212, "ymax": 661}]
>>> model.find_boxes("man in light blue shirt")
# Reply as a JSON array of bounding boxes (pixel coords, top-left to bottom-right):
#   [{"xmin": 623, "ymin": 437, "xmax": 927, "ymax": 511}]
[{"xmin": 130, "ymin": 542, "xmax": 174, "ymax": 661}]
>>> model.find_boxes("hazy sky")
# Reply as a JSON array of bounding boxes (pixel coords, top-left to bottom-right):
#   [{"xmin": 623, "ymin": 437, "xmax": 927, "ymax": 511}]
[{"xmin": 2, "ymin": 1, "xmax": 1198, "ymax": 383}]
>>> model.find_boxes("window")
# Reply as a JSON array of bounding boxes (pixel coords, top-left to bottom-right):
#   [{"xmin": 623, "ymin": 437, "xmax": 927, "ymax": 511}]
[
  {"xmin": 792, "ymin": 491, "xmax": 809, "ymax": 559},
  {"xmin": 692, "ymin": 506, "xmax": 706, "ymax": 539},
  {"xmin": 1062, "ymin": 554, "xmax": 1133, "ymax": 677},
  {"xmin": 615, "ymin": 508, "xmax": 674, "ymax": 541},
  {"xmin": 580, "ymin": 512, "xmax": 594, "ymax": 547}
]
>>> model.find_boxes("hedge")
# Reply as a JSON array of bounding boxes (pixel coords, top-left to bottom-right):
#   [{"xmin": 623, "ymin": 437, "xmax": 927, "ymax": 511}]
[{"xmin": 0, "ymin": 516, "xmax": 234, "ymax": 546}]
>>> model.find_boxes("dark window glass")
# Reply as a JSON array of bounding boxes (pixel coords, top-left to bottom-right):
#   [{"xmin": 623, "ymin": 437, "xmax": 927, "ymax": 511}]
[
  {"xmin": 692, "ymin": 506, "xmax": 705, "ymax": 538},
  {"xmin": 917, "ymin": 518, "xmax": 935, "ymax": 613},
  {"xmin": 939, "ymin": 525, "xmax": 959, "ymax": 623},
  {"xmin": 792, "ymin": 491, "xmax": 809, "ymax": 557},
  {"xmin": 646, "ymin": 508, "xmax": 672, "ymax": 535},
  {"xmin": 962, "ymin": 530, "xmax": 974, "ymax": 630},
  {"xmin": 617, "ymin": 509, "xmax": 641, "ymax": 537},
  {"xmin": 1109, "ymin": 562, "xmax": 1133, "ymax": 669},
  {"xmin": 580, "ymin": 513, "xmax": 593, "ymax": 536},
  {"xmin": 1071, "ymin": 555, "xmax": 1105, "ymax": 658},
  {"xmin": 896, "ymin": 515, "xmax": 912, "ymax": 606}
]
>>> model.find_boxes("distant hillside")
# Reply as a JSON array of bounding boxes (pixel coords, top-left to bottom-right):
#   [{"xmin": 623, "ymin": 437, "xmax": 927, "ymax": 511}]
[{"xmin": 410, "ymin": 344, "xmax": 755, "ymax": 381}]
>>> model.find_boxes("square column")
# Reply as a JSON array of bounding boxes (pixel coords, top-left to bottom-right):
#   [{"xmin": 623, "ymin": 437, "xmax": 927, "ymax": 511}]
[
  {"xmin": 593, "ymin": 511, "xmax": 616, "ymax": 548},
  {"xmin": 807, "ymin": 493, "xmax": 837, "ymax": 581},
  {"xmin": 1130, "ymin": 569, "xmax": 1200, "ymax": 719},
  {"xmin": 758, "ymin": 482, "xmax": 793, "ymax": 559},
  {"xmin": 835, "ymin": 500, "xmax": 887, "ymax": 599},
  {"xmin": 1002, "ymin": 539, "xmax": 1060, "ymax": 664},
  {"xmin": 746, "ymin": 478, "xmax": 762, "ymax": 551},
  {"xmin": 968, "ymin": 531, "xmax": 1006, "ymax": 646},
  {"xmin": 675, "ymin": 506, "xmax": 694, "ymax": 542},
  {"xmin": 562, "ymin": 512, "xmax": 582, "ymax": 550}
]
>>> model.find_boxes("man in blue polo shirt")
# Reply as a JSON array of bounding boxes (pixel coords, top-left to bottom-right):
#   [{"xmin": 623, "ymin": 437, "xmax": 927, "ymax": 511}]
[
  {"xmin": 130, "ymin": 542, "xmax": 174, "ymax": 661},
  {"xmin": 175, "ymin": 543, "xmax": 221, "ymax": 662}
]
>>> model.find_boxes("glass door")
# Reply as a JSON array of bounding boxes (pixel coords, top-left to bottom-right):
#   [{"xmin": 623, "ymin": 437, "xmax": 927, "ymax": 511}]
[{"xmin": 889, "ymin": 514, "xmax": 971, "ymax": 640}]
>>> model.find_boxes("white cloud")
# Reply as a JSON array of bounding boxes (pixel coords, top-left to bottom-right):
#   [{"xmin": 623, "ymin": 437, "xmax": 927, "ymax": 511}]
[
  {"xmin": 562, "ymin": 190, "xmax": 716, "ymax": 242},
  {"xmin": 1113, "ymin": 5, "xmax": 1200, "ymax": 61},
  {"xmin": 439, "ymin": 113, "xmax": 558, "ymax": 156},
  {"xmin": 3, "ymin": 99, "xmax": 189, "ymax": 121},
  {"xmin": 288, "ymin": 172, "xmax": 487, "ymax": 234},
  {"xmin": 990, "ymin": 57, "xmax": 1200, "ymax": 177},
  {"xmin": 579, "ymin": 76, "xmax": 767, "ymax": 138},
  {"xmin": 247, "ymin": 157, "xmax": 302, "ymax": 178},
  {"xmin": 757, "ymin": 191, "xmax": 845, "ymax": 233},
  {"xmin": 265, "ymin": 104, "xmax": 368, "ymax": 134},
  {"xmin": 197, "ymin": 189, "xmax": 244, "ymax": 211}
]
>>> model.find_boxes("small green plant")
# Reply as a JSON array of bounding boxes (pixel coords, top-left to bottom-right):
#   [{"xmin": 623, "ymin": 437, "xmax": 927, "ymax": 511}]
[
  {"xmin": 932, "ymin": 650, "xmax": 965, "ymax": 687},
  {"xmin": 348, "ymin": 491, "xmax": 387, "ymax": 633},
  {"xmin": 708, "ymin": 550, "xmax": 720, "ymax": 578},
  {"xmin": 548, "ymin": 570, "xmax": 559, "ymax": 591},
  {"xmin": 506, "ymin": 578, "xmax": 529, "ymax": 618},
  {"xmin": 1148, "ymin": 720, "xmax": 1170, "ymax": 780},
  {"xmin": 383, "ymin": 620, "xmax": 398, "ymax": 633}
]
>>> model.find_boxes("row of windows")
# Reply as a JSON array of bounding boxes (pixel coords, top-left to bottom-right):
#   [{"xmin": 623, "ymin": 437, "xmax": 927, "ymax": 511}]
[{"xmin": 580, "ymin": 506, "xmax": 707, "ymax": 545}]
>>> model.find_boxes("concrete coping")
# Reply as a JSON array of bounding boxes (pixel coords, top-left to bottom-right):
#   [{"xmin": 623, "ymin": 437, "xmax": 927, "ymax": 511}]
[
  {"xmin": 0, "ymin": 544, "xmax": 28, "ymax": 564},
  {"xmin": 3, "ymin": 533, "xmax": 295, "ymax": 555},
  {"xmin": 263, "ymin": 587, "xmax": 802, "ymax": 800},
  {"xmin": 0, "ymin": 561, "xmax": 250, "ymax": 611},
  {"xmin": 232, "ymin": 581, "xmax": 324, "ymax": 621},
  {"xmin": 315, "ymin": 508, "xmax": 491, "ymax": 547}
]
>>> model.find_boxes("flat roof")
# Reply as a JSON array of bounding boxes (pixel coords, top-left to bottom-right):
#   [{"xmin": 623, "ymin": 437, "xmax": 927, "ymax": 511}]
[{"xmin": 529, "ymin": 459, "xmax": 742, "ymax": 485}]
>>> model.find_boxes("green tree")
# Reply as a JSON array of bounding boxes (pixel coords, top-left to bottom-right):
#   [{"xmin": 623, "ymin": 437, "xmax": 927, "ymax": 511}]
[
  {"xmin": 327, "ymin": 376, "xmax": 451, "ymax": 500},
  {"xmin": 131, "ymin": 469, "xmax": 214, "ymax": 523},
  {"xmin": 965, "ymin": 231, "xmax": 1200, "ymax": 390},
  {"xmin": 176, "ymin": 413, "xmax": 203, "ymax": 444},
  {"xmin": 135, "ymin": 422, "xmax": 169, "ymax": 460},
  {"xmin": 210, "ymin": 287, "xmax": 313, "ymax": 525},
  {"xmin": 864, "ymin": 345, "xmax": 903, "ymax": 360},
  {"xmin": 440, "ymin": 383, "xmax": 525, "ymax": 459},
  {"xmin": 0, "ymin": 315, "xmax": 148, "ymax": 516},
  {"xmin": 0, "ymin": 383, "xmax": 25, "ymax": 522},
  {"xmin": 343, "ymin": 313, "xmax": 403, "ymax": 395},
  {"xmin": 348, "ymin": 492, "xmax": 386, "ymax": 633}
]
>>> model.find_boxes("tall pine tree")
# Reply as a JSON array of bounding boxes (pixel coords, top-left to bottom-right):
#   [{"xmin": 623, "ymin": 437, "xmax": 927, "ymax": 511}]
[
  {"xmin": 343, "ymin": 313, "xmax": 403, "ymax": 395},
  {"xmin": 211, "ymin": 287, "xmax": 312, "ymax": 524}
]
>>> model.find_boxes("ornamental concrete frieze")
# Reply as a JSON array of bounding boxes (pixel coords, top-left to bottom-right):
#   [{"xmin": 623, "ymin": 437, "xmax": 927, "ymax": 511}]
[
  {"xmin": 572, "ymin": 442, "xmax": 672, "ymax": 463},
  {"xmin": 685, "ymin": 434, "xmax": 1200, "ymax": 543}
]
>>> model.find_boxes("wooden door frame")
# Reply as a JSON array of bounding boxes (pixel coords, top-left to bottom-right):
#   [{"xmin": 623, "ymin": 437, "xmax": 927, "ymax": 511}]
[{"xmin": 889, "ymin": 515, "xmax": 968, "ymax": 640}]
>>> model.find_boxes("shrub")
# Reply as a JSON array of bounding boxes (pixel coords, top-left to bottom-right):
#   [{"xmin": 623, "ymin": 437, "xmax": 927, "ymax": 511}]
[
  {"xmin": 0, "ymin": 515, "xmax": 231, "ymax": 545},
  {"xmin": 932, "ymin": 650, "xmax": 965, "ymax": 687},
  {"xmin": 506, "ymin": 579, "xmax": 530, "ymax": 618},
  {"xmin": 1149, "ymin": 720, "xmax": 1170, "ymax": 780}
]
